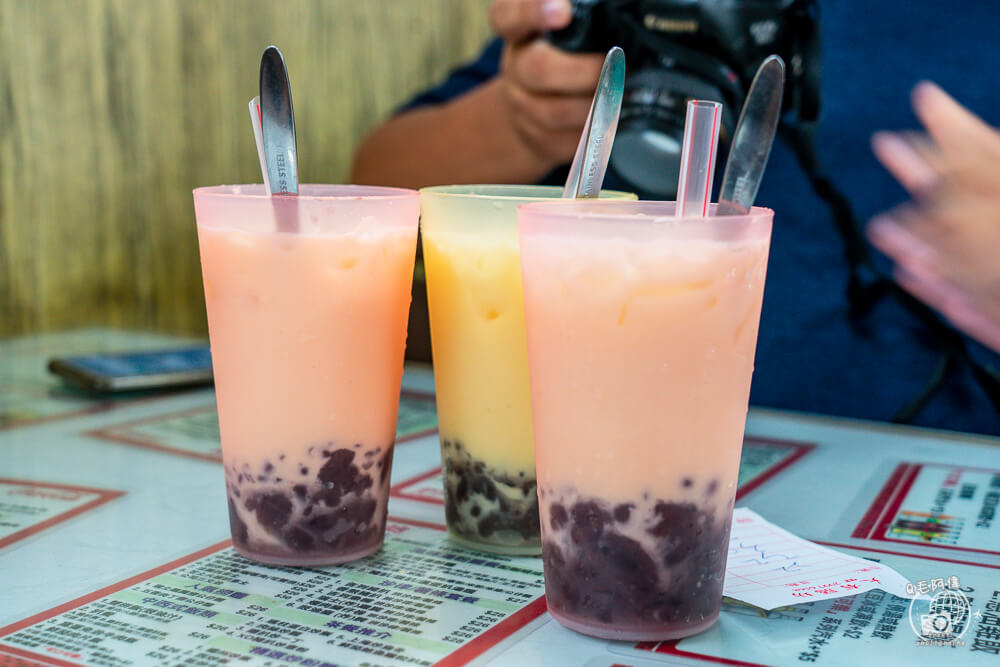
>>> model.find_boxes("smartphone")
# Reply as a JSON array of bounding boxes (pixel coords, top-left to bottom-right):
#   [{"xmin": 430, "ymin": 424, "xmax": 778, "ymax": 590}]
[{"xmin": 48, "ymin": 345, "xmax": 213, "ymax": 393}]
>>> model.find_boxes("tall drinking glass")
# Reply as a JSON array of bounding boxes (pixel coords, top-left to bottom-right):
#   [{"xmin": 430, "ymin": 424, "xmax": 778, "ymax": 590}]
[
  {"xmin": 518, "ymin": 200, "xmax": 772, "ymax": 639},
  {"xmin": 420, "ymin": 185, "xmax": 634, "ymax": 555},
  {"xmin": 193, "ymin": 185, "xmax": 420, "ymax": 565}
]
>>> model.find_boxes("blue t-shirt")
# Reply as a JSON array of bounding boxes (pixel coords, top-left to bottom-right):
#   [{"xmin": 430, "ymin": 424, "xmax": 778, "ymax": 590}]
[{"xmin": 403, "ymin": 4, "xmax": 1000, "ymax": 435}]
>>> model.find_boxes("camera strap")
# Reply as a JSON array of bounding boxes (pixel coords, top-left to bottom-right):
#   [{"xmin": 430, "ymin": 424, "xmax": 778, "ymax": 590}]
[{"xmin": 779, "ymin": 121, "xmax": 1000, "ymax": 423}]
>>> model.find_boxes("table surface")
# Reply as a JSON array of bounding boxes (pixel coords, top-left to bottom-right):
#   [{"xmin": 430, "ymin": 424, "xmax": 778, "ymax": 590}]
[{"xmin": 1, "ymin": 329, "xmax": 998, "ymax": 667}]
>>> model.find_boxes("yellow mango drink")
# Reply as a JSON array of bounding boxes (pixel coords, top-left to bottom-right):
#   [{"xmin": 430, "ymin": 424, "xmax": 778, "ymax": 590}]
[
  {"xmin": 420, "ymin": 185, "xmax": 634, "ymax": 555},
  {"xmin": 193, "ymin": 185, "xmax": 419, "ymax": 565},
  {"xmin": 517, "ymin": 200, "xmax": 772, "ymax": 640}
]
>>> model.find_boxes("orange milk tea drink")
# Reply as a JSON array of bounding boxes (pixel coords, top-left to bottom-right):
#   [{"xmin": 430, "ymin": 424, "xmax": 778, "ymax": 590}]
[
  {"xmin": 518, "ymin": 200, "xmax": 772, "ymax": 640},
  {"xmin": 420, "ymin": 185, "xmax": 634, "ymax": 555},
  {"xmin": 193, "ymin": 185, "xmax": 419, "ymax": 565}
]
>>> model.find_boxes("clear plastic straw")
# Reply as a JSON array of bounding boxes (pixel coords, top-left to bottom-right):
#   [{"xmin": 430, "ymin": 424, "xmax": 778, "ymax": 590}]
[{"xmin": 676, "ymin": 100, "xmax": 722, "ymax": 217}]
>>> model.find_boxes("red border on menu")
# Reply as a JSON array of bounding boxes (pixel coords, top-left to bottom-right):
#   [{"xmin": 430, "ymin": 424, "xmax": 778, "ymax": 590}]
[
  {"xmin": 0, "ymin": 398, "xmax": 115, "ymax": 433},
  {"xmin": 631, "ymin": 536, "xmax": 999, "ymax": 667},
  {"xmin": 852, "ymin": 461, "xmax": 1000, "ymax": 557},
  {"xmin": 390, "ymin": 436, "xmax": 816, "ymax": 507},
  {"xmin": 0, "ymin": 479, "xmax": 124, "ymax": 551},
  {"xmin": 84, "ymin": 389, "xmax": 439, "ymax": 464},
  {"xmin": 433, "ymin": 596, "xmax": 548, "ymax": 667},
  {"xmin": 391, "ymin": 467, "xmax": 445, "ymax": 505},
  {"xmin": 734, "ymin": 436, "xmax": 815, "ymax": 499},
  {"xmin": 636, "ymin": 641, "xmax": 772, "ymax": 667},
  {"xmin": 84, "ymin": 404, "xmax": 223, "ymax": 463},
  {"xmin": 0, "ymin": 646, "xmax": 77, "ymax": 666},
  {"xmin": 395, "ymin": 389, "xmax": 441, "ymax": 444},
  {"xmin": 0, "ymin": 516, "xmax": 547, "ymax": 667},
  {"xmin": 0, "ymin": 388, "xmax": 182, "ymax": 433}
]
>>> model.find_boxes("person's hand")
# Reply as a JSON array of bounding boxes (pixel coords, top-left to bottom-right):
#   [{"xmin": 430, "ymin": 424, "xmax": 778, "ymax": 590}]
[
  {"xmin": 868, "ymin": 81, "xmax": 1000, "ymax": 351},
  {"xmin": 490, "ymin": 0, "xmax": 604, "ymax": 170}
]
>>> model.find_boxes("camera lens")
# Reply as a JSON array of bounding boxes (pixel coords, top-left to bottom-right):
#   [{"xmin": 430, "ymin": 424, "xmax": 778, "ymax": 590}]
[
  {"xmin": 931, "ymin": 614, "xmax": 951, "ymax": 633},
  {"xmin": 607, "ymin": 67, "xmax": 734, "ymax": 199}
]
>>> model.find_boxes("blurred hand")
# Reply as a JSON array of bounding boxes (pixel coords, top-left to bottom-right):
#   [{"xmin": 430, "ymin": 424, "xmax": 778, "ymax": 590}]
[
  {"xmin": 869, "ymin": 81, "xmax": 1000, "ymax": 351},
  {"xmin": 490, "ymin": 0, "xmax": 604, "ymax": 169}
]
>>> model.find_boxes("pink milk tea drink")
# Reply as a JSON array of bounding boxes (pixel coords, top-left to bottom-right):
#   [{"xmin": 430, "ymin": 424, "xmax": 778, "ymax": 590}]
[
  {"xmin": 518, "ymin": 200, "xmax": 772, "ymax": 640},
  {"xmin": 193, "ymin": 185, "xmax": 419, "ymax": 566}
]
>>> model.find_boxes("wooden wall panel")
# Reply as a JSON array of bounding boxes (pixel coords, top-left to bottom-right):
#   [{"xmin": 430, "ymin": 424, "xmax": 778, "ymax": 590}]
[{"xmin": 0, "ymin": 0, "xmax": 492, "ymax": 337}]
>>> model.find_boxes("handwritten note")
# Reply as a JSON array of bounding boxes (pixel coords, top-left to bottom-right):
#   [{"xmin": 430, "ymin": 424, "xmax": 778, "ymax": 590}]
[{"xmin": 724, "ymin": 508, "xmax": 914, "ymax": 610}]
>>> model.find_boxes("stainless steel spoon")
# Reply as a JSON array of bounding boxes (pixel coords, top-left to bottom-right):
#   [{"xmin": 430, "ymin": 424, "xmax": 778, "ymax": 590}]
[
  {"xmin": 563, "ymin": 46, "xmax": 626, "ymax": 199},
  {"xmin": 716, "ymin": 55, "xmax": 785, "ymax": 215}
]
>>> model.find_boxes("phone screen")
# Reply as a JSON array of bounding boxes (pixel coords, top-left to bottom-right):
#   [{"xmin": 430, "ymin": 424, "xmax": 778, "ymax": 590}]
[
  {"xmin": 67, "ymin": 346, "xmax": 212, "ymax": 377},
  {"xmin": 49, "ymin": 345, "xmax": 213, "ymax": 392}
]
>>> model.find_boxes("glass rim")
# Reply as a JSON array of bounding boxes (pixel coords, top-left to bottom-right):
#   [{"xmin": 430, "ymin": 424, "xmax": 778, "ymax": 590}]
[
  {"xmin": 419, "ymin": 184, "xmax": 634, "ymax": 202},
  {"xmin": 517, "ymin": 200, "xmax": 774, "ymax": 223},
  {"xmin": 193, "ymin": 184, "xmax": 419, "ymax": 202}
]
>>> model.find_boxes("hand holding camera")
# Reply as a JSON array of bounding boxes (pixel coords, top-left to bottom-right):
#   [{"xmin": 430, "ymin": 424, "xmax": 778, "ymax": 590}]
[
  {"xmin": 548, "ymin": 0, "xmax": 819, "ymax": 198},
  {"xmin": 491, "ymin": 0, "xmax": 606, "ymax": 171}
]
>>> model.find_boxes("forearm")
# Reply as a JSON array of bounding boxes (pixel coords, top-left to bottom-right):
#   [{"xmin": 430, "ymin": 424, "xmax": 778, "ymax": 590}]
[{"xmin": 350, "ymin": 78, "xmax": 555, "ymax": 189}]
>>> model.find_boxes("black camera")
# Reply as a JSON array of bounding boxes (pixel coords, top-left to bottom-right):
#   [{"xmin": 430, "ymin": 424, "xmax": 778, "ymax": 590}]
[{"xmin": 550, "ymin": 0, "xmax": 821, "ymax": 199}]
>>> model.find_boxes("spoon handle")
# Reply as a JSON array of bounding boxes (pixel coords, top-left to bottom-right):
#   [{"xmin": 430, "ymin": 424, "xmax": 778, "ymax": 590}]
[
  {"xmin": 563, "ymin": 47, "xmax": 626, "ymax": 199},
  {"xmin": 717, "ymin": 55, "xmax": 785, "ymax": 215},
  {"xmin": 259, "ymin": 45, "xmax": 298, "ymax": 196}
]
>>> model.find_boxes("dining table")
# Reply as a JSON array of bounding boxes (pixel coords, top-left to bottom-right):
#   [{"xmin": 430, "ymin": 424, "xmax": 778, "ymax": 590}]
[{"xmin": 1, "ymin": 328, "xmax": 998, "ymax": 666}]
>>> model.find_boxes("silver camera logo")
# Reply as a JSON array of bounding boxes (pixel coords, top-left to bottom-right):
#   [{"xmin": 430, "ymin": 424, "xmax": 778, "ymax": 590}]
[
  {"xmin": 920, "ymin": 609, "xmax": 954, "ymax": 638},
  {"xmin": 908, "ymin": 578, "xmax": 972, "ymax": 646},
  {"xmin": 749, "ymin": 20, "xmax": 778, "ymax": 45}
]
